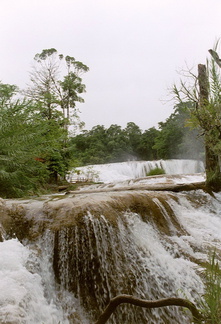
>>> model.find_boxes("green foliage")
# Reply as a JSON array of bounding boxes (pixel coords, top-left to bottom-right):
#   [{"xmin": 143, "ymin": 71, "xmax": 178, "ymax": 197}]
[
  {"xmin": 154, "ymin": 117, "xmax": 183, "ymax": 159},
  {"xmin": 27, "ymin": 48, "xmax": 89, "ymax": 124},
  {"xmin": 0, "ymin": 83, "xmax": 18, "ymax": 104},
  {"xmin": 206, "ymin": 168, "xmax": 221, "ymax": 193},
  {"xmin": 198, "ymin": 251, "xmax": 221, "ymax": 323},
  {"xmin": 173, "ymin": 42, "xmax": 221, "ymax": 191},
  {"xmin": 0, "ymin": 80, "xmax": 75, "ymax": 197},
  {"xmin": 34, "ymin": 48, "xmax": 57, "ymax": 61},
  {"xmin": 33, "ymin": 116, "xmax": 70, "ymax": 179},
  {"xmin": 70, "ymin": 123, "xmax": 146, "ymax": 165},
  {"xmin": 0, "ymin": 48, "xmax": 89, "ymax": 198},
  {"xmin": 69, "ymin": 106, "xmax": 203, "ymax": 166},
  {"xmin": 0, "ymin": 47, "xmax": 207, "ymax": 197},
  {"xmin": 146, "ymin": 167, "xmax": 165, "ymax": 176},
  {"xmin": 25, "ymin": 48, "xmax": 89, "ymax": 183},
  {"xmin": 0, "ymin": 83, "xmax": 49, "ymax": 197},
  {"xmin": 137, "ymin": 127, "xmax": 159, "ymax": 160},
  {"xmin": 153, "ymin": 103, "xmax": 204, "ymax": 160},
  {"xmin": 124, "ymin": 122, "xmax": 142, "ymax": 155},
  {"xmin": 70, "ymin": 124, "xmax": 129, "ymax": 165}
]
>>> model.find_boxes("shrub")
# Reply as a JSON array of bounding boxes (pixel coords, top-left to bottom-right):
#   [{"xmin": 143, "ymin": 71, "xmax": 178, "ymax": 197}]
[{"xmin": 146, "ymin": 167, "xmax": 165, "ymax": 176}]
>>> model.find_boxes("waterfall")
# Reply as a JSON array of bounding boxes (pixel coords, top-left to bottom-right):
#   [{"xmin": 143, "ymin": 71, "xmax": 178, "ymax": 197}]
[
  {"xmin": 67, "ymin": 159, "xmax": 204, "ymax": 183},
  {"xmin": 0, "ymin": 238, "xmax": 69, "ymax": 324},
  {"xmin": 0, "ymin": 234, "xmax": 90, "ymax": 324},
  {"xmin": 1, "ymin": 159, "xmax": 221, "ymax": 324},
  {"xmin": 51, "ymin": 190, "xmax": 221, "ymax": 323}
]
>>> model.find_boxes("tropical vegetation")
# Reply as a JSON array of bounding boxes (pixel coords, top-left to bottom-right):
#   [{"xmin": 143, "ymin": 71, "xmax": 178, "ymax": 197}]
[
  {"xmin": 0, "ymin": 48, "xmax": 89, "ymax": 197},
  {"xmin": 173, "ymin": 43, "xmax": 221, "ymax": 191},
  {"xmin": 69, "ymin": 105, "xmax": 204, "ymax": 166},
  {"xmin": 3, "ymin": 45, "xmax": 221, "ymax": 197}
]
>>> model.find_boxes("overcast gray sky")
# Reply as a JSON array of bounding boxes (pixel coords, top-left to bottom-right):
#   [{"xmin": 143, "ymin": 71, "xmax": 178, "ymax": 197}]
[{"xmin": 1, "ymin": 0, "xmax": 220, "ymax": 131}]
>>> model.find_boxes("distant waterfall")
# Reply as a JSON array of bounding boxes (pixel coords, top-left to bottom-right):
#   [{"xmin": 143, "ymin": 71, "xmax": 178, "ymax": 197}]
[{"xmin": 68, "ymin": 159, "xmax": 204, "ymax": 183}]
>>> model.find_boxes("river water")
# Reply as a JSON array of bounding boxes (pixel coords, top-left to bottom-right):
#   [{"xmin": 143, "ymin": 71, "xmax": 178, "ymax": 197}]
[{"xmin": 1, "ymin": 159, "xmax": 220, "ymax": 324}]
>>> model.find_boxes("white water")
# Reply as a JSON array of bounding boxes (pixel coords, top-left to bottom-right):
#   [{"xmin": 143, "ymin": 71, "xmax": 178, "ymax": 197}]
[
  {"xmin": 0, "ymin": 233, "xmax": 90, "ymax": 324},
  {"xmin": 2, "ymin": 159, "xmax": 221, "ymax": 324},
  {"xmin": 52, "ymin": 190, "xmax": 221, "ymax": 323},
  {"xmin": 1, "ymin": 191, "xmax": 221, "ymax": 323},
  {"xmin": 0, "ymin": 238, "xmax": 70, "ymax": 324},
  {"xmin": 67, "ymin": 159, "xmax": 204, "ymax": 183}
]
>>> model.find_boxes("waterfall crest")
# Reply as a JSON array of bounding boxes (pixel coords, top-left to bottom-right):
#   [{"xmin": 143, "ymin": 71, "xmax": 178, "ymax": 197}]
[{"xmin": 67, "ymin": 159, "xmax": 204, "ymax": 183}]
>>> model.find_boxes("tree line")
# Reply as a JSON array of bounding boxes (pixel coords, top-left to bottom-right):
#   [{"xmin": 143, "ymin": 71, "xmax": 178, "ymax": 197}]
[
  {"xmin": 70, "ymin": 105, "xmax": 204, "ymax": 166},
  {"xmin": 2, "ymin": 44, "xmax": 221, "ymax": 197}
]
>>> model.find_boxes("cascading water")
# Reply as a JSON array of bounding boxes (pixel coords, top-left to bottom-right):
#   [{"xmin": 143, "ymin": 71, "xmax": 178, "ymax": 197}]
[
  {"xmin": 52, "ymin": 189, "xmax": 221, "ymax": 323},
  {"xmin": 0, "ymin": 233, "xmax": 89, "ymax": 324},
  {"xmin": 67, "ymin": 159, "xmax": 204, "ymax": 183},
  {"xmin": 0, "ymin": 238, "xmax": 69, "ymax": 324},
  {"xmin": 1, "ymin": 160, "xmax": 220, "ymax": 324}
]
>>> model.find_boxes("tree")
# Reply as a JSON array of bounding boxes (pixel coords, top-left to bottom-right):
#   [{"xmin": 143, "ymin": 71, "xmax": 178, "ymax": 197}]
[
  {"xmin": 70, "ymin": 126, "xmax": 109, "ymax": 165},
  {"xmin": 137, "ymin": 127, "xmax": 159, "ymax": 160},
  {"xmin": 35, "ymin": 117, "xmax": 70, "ymax": 183},
  {"xmin": 153, "ymin": 114, "xmax": 183, "ymax": 159},
  {"xmin": 0, "ymin": 78, "xmax": 79, "ymax": 195},
  {"xmin": 106, "ymin": 124, "xmax": 130, "ymax": 162},
  {"xmin": 0, "ymin": 82, "xmax": 48, "ymax": 197},
  {"xmin": 152, "ymin": 103, "xmax": 203, "ymax": 160},
  {"xmin": 197, "ymin": 63, "xmax": 221, "ymax": 191},
  {"xmin": 69, "ymin": 123, "xmax": 144, "ymax": 165},
  {"xmin": 69, "ymin": 115, "xmax": 203, "ymax": 166},
  {"xmin": 0, "ymin": 82, "xmax": 18, "ymax": 104},
  {"xmin": 173, "ymin": 44, "xmax": 221, "ymax": 191},
  {"xmin": 124, "ymin": 122, "xmax": 142, "ymax": 158},
  {"xmin": 26, "ymin": 48, "xmax": 89, "ymax": 128},
  {"xmin": 25, "ymin": 49, "xmax": 89, "ymax": 182}
]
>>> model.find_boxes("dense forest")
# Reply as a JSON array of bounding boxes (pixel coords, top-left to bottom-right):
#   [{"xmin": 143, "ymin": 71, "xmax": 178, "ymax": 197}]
[
  {"xmin": 0, "ymin": 48, "xmax": 206, "ymax": 198},
  {"xmin": 70, "ymin": 104, "xmax": 204, "ymax": 166}
]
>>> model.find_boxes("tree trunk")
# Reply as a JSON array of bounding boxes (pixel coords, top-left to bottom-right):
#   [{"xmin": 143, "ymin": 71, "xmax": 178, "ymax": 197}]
[
  {"xmin": 198, "ymin": 64, "xmax": 221, "ymax": 192},
  {"xmin": 49, "ymin": 169, "xmax": 58, "ymax": 184},
  {"xmin": 205, "ymin": 134, "xmax": 221, "ymax": 191}
]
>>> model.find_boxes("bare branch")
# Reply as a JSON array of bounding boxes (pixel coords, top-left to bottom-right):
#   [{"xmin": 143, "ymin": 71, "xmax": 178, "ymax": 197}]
[{"xmin": 94, "ymin": 294, "xmax": 202, "ymax": 324}]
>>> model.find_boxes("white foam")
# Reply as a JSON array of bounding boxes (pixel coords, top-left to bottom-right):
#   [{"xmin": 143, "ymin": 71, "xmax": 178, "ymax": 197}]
[
  {"xmin": 0, "ymin": 239, "xmax": 69, "ymax": 324},
  {"xmin": 68, "ymin": 159, "xmax": 204, "ymax": 183}
]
